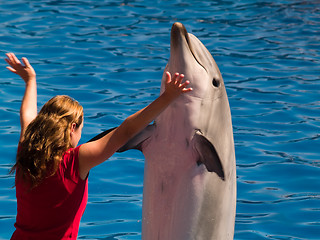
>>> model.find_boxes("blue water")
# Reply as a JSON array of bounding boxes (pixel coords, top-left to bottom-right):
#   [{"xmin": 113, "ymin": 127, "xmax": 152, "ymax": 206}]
[{"xmin": 0, "ymin": 0, "xmax": 319, "ymax": 239}]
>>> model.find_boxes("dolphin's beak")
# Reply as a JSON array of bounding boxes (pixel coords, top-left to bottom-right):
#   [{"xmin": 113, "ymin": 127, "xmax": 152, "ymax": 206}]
[
  {"xmin": 171, "ymin": 22, "xmax": 189, "ymax": 49},
  {"xmin": 170, "ymin": 22, "xmax": 206, "ymax": 72}
]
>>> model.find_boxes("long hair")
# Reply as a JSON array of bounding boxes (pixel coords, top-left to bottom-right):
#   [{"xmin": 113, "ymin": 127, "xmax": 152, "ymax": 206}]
[{"xmin": 11, "ymin": 95, "xmax": 83, "ymax": 188}]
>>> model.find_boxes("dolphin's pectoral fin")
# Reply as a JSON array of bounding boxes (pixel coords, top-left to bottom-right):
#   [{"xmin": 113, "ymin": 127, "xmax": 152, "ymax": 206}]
[
  {"xmin": 117, "ymin": 124, "xmax": 155, "ymax": 152},
  {"xmin": 88, "ymin": 127, "xmax": 117, "ymax": 142},
  {"xmin": 194, "ymin": 132, "xmax": 225, "ymax": 180}
]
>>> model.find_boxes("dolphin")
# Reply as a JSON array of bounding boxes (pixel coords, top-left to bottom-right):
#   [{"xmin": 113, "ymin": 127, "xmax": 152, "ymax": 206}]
[{"xmin": 91, "ymin": 22, "xmax": 236, "ymax": 240}]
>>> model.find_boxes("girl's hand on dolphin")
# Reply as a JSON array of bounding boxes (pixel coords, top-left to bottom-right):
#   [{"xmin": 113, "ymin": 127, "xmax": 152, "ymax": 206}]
[
  {"xmin": 163, "ymin": 71, "xmax": 192, "ymax": 100},
  {"xmin": 5, "ymin": 53, "xmax": 36, "ymax": 83}
]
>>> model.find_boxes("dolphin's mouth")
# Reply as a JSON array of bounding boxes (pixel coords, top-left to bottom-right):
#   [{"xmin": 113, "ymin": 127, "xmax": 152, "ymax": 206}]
[{"xmin": 171, "ymin": 22, "xmax": 207, "ymax": 72}]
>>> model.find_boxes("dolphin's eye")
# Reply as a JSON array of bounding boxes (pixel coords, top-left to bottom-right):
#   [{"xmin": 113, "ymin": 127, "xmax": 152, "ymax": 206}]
[{"xmin": 212, "ymin": 78, "xmax": 220, "ymax": 87}]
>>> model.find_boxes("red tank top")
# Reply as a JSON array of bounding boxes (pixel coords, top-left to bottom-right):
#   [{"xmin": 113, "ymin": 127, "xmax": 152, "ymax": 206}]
[{"xmin": 11, "ymin": 145, "xmax": 88, "ymax": 240}]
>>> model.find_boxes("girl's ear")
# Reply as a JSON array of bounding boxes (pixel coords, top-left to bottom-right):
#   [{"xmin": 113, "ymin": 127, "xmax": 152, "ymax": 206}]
[{"xmin": 70, "ymin": 122, "xmax": 77, "ymax": 133}]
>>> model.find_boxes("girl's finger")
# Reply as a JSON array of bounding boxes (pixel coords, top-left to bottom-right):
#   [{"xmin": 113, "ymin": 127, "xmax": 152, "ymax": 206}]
[
  {"xmin": 6, "ymin": 66, "xmax": 17, "ymax": 74},
  {"xmin": 12, "ymin": 53, "xmax": 21, "ymax": 64},
  {"xmin": 182, "ymin": 87, "xmax": 193, "ymax": 93},
  {"xmin": 180, "ymin": 80, "xmax": 190, "ymax": 88},
  {"xmin": 22, "ymin": 57, "xmax": 31, "ymax": 68},
  {"xmin": 172, "ymin": 73, "xmax": 179, "ymax": 84},
  {"xmin": 165, "ymin": 71, "xmax": 171, "ymax": 84},
  {"xmin": 179, "ymin": 81, "xmax": 190, "ymax": 90},
  {"xmin": 5, "ymin": 58, "xmax": 17, "ymax": 70},
  {"xmin": 5, "ymin": 58, "xmax": 13, "ymax": 66},
  {"xmin": 176, "ymin": 74, "xmax": 184, "ymax": 84},
  {"xmin": 7, "ymin": 53, "xmax": 20, "ymax": 65},
  {"xmin": 6, "ymin": 53, "xmax": 21, "ymax": 66},
  {"xmin": 5, "ymin": 54, "xmax": 14, "ymax": 65}
]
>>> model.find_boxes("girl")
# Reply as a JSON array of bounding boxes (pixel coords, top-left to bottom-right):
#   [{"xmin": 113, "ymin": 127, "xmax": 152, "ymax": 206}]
[{"xmin": 5, "ymin": 52, "xmax": 192, "ymax": 240}]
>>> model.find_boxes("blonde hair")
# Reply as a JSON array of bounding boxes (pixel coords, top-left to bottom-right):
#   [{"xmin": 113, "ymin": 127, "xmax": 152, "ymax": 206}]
[{"xmin": 12, "ymin": 95, "xmax": 83, "ymax": 188}]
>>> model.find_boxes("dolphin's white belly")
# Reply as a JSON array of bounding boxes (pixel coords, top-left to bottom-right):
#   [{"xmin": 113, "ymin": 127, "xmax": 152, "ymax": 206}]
[
  {"xmin": 140, "ymin": 128, "xmax": 236, "ymax": 240},
  {"xmin": 141, "ymin": 137, "xmax": 207, "ymax": 240}
]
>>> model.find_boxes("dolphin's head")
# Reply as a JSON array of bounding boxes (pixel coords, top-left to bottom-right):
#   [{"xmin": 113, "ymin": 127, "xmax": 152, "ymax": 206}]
[
  {"xmin": 158, "ymin": 23, "xmax": 234, "ymax": 178},
  {"xmin": 161, "ymin": 22, "xmax": 225, "ymax": 100}
]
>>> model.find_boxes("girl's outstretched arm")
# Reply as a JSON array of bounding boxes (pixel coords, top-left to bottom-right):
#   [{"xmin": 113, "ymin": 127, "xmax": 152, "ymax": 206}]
[
  {"xmin": 78, "ymin": 72, "xmax": 192, "ymax": 179},
  {"xmin": 5, "ymin": 53, "xmax": 37, "ymax": 142}
]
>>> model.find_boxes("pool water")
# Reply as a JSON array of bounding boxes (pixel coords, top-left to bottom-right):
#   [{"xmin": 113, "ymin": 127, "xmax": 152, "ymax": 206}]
[{"xmin": 0, "ymin": 1, "xmax": 319, "ymax": 239}]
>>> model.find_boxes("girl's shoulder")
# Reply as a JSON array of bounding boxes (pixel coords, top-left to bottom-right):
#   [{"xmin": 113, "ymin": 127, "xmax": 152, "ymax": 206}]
[
  {"xmin": 59, "ymin": 145, "xmax": 84, "ymax": 183},
  {"xmin": 62, "ymin": 145, "xmax": 82, "ymax": 162}
]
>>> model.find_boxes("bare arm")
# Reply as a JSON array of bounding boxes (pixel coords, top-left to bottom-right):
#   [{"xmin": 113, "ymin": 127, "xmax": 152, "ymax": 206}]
[
  {"xmin": 5, "ymin": 53, "xmax": 37, "ymax": 142},
  {"xmin": 78, "ymin": 72, "xmax": 192, "ymax": 179}
]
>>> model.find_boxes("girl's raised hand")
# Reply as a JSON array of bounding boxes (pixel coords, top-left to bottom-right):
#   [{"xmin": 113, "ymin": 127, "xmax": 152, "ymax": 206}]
[
  {"xmin": 163, "ymin": 71, "xmax": 192, "ymax": 99},
  {"xmin": 5, "ymin": 53, "xmax": 36, "ymax": 83}
]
